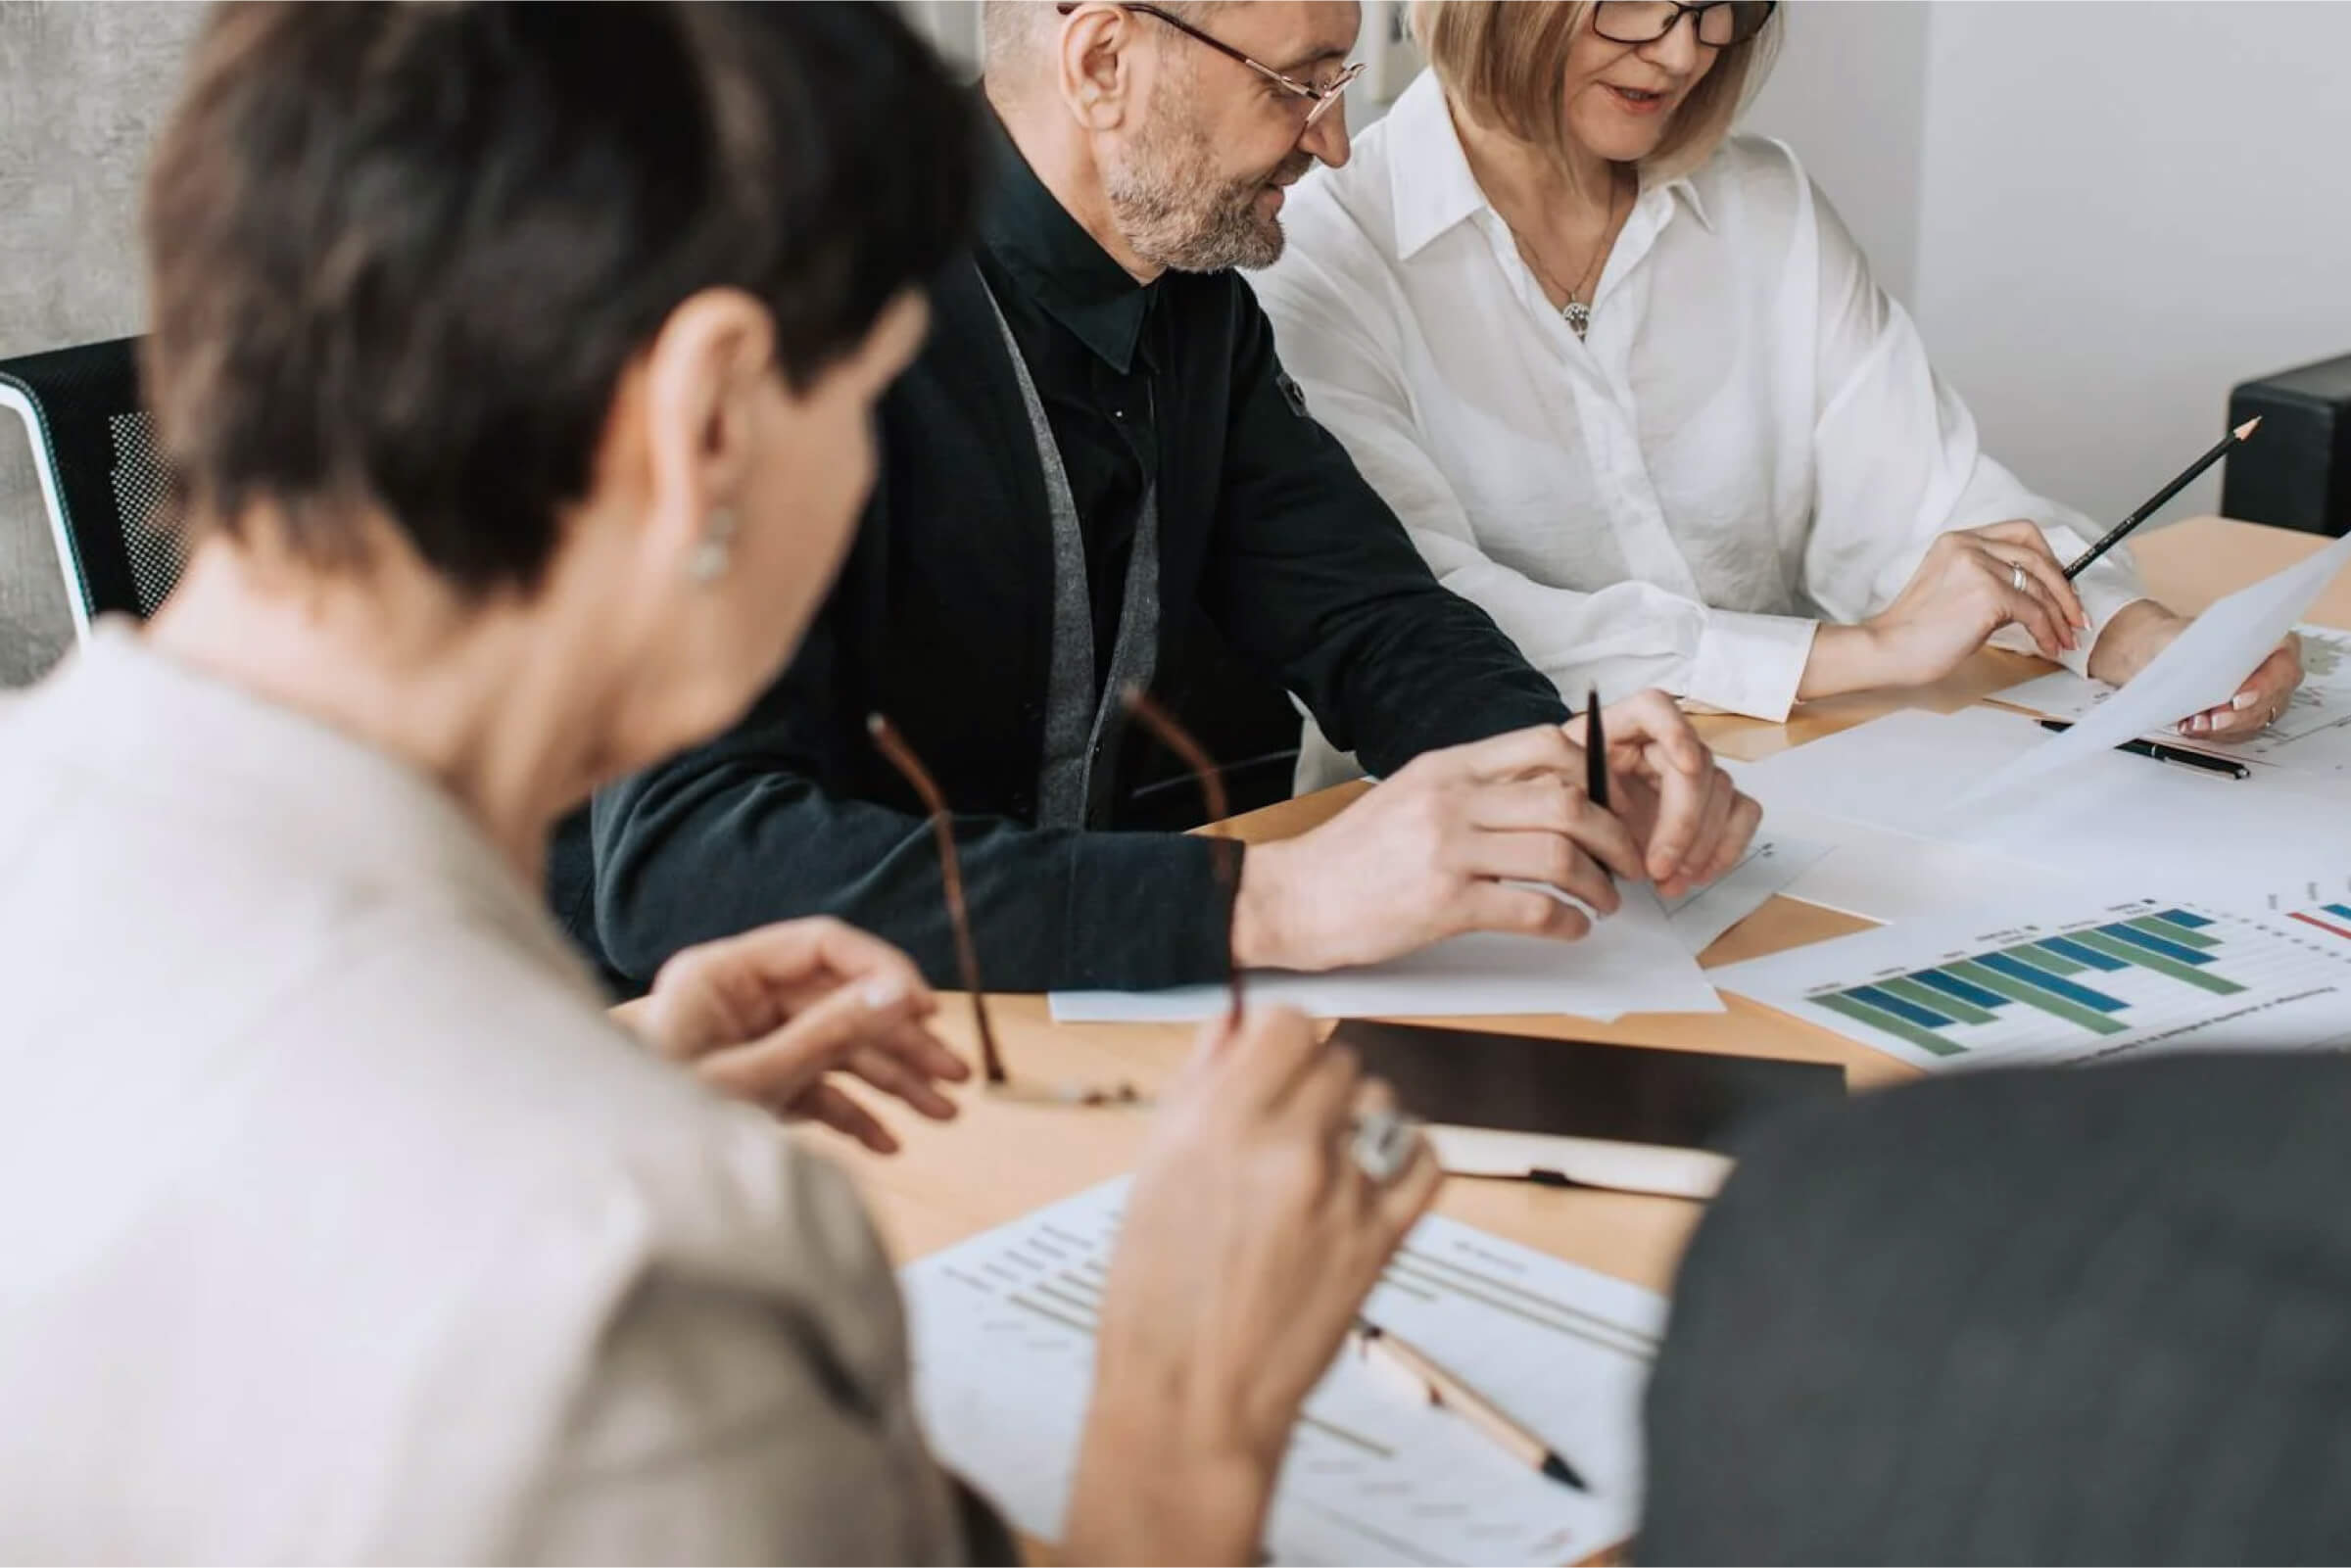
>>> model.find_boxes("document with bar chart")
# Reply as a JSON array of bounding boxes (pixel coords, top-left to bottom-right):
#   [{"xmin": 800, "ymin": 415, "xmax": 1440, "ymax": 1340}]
[
  {"xmin": 900, "ymin": 1178, "xmax": 1662, "ymax": 1566},
  {"xmin": 1712, "ymin": 895, "xmax": 2351, "ymax": 1071}
]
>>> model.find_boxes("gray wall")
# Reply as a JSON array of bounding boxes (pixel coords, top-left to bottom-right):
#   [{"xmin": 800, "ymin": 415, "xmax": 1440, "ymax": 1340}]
[{"xmin": 0, "ymin": 2, "xmax": 203, "ymax": 686}]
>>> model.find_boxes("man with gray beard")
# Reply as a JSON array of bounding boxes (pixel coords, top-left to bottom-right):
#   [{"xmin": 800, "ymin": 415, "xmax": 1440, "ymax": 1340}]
[{"xmin": 569, "ymin": 0, "xmax": 1759, "ymax": 996}]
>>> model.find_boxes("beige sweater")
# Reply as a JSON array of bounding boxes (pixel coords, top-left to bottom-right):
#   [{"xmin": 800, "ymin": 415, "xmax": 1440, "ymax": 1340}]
[{"xmin": 0, "ymin": 624, "xmax": 966, "ymax": 1562}]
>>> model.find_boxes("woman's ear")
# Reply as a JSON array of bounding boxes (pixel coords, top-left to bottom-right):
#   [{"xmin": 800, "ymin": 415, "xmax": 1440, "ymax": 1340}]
[{"xmin": 636, "ymin": 287, "xmax": 777, "ymax": 579}]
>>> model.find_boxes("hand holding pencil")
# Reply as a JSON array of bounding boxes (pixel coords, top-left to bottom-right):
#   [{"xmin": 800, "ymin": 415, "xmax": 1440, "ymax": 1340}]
[{"xmin": 2063, "ymin": 416, "xmax": 2304, "ymax": 737}]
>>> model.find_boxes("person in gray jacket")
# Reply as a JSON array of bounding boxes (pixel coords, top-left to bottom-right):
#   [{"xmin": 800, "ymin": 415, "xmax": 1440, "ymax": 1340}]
[{"xmin": 0, "ymin": 5, "xmax": 1438, "ymax": 1560}]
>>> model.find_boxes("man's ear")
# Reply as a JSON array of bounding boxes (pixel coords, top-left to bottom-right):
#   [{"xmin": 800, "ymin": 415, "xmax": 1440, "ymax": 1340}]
[
  {"xmin": 1057, "ymin": 2, "xmax": 1142, "ymax": 131},
  {"xmin": 633, "ymin": 287, "xmax": 775, "ymax": 572}
]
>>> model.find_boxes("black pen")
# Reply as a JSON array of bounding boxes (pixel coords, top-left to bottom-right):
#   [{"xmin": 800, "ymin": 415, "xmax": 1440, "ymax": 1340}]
[
  {"xmin": 2037, "ymin": 718, "xmax": 2250, "ymax": 780},
  {"xmin": 2063, "ymin": 417, "xmax": 2260, "ymax": 581},
  {"xmin": 1584, "ymin": 687, "xmax": 1611, "ymax": 884}
]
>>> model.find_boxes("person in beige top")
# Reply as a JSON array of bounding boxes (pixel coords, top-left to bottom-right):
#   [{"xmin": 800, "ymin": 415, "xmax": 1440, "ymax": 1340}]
[{"xmin": 0, "ymin": 4, "xmax": 1441, "ymax": 1562}]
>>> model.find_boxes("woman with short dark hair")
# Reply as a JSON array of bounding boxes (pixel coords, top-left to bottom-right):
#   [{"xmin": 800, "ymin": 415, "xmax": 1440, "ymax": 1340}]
[{"xmin": 0, "ymin": 6, "xmax": 1437, "ymax": 1559}]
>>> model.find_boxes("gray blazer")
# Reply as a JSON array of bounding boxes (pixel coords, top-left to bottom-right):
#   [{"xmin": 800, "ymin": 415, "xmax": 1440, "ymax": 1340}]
[
  {"xmin": 0, "ymin": 626, "xmax": 991, "ymax": 1562},
  {"xmin": 1641, "ymin": 1051, "xmax": 2351, "ymax": 1564}
]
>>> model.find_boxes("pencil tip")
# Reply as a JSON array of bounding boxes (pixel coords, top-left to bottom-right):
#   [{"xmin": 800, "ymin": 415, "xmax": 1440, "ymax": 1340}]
[
  {"xmin": 2236, "ymin": 415, "xmax": 2262, "ymax": 440},
  {"xmin": 1543, "ymin": 1451, "xmax": 1591, "ymax": 1492}
]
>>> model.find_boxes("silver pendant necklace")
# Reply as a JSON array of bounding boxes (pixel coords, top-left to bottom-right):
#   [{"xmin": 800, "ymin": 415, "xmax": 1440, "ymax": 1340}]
[{"xmin": 1516, "ymin": 169, "xmax": 1629, "ymax": 342}]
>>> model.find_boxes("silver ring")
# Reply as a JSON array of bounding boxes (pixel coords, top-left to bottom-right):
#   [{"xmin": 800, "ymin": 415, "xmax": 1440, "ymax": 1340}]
[
  {"xmin": 1350, "ymin": 1108, "xmax": 1424, "ymax": 1187},
  {"xmin": 2010, "ymin": 562, "xmax": 2026, "ymax": 593}
]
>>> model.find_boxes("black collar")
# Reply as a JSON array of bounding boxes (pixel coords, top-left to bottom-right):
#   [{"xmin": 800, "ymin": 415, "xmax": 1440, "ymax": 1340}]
[{"xmin": 978, "ymin": 116, "xmax": 1157, "ymax": 375}]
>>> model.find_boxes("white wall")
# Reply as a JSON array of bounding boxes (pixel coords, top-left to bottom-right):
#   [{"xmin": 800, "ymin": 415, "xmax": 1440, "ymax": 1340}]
[
  {"xmin": 1744, "ymin": 1, "xmax": 2351, "ymax": 532},
  {"xmin": 1912, "ymin": 1, "xmax": 2351, "ymax": 527},
  {"xmin": 1741, "ymin": 1, "xmax": 1931, "ymax": 306}
]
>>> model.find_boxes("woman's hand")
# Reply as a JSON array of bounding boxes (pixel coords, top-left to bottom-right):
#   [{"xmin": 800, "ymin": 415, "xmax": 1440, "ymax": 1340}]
[
  {"xmin": 1065, "ymin": 1007, "xmax": 1441, "ymax": 1565},
  {"xmin": 2087, "ymin": 600, "xmax": 2305, "ymax": 741},
  {"xmin": 615, "ymin": 918, "xmax": 970, "ymax": 1153},
  {"xmin": 1802, "ymin": 521, "xmax": 2088, "ymax": 697}
]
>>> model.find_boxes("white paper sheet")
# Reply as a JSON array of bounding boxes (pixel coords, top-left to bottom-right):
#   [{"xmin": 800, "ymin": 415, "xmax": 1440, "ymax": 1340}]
[
  {"xmin": 1996, "ymin": 622, "xmax": 2351, "ymax": 783},
  {"xmin": 1049, "ymin": 885, "xmax": 1722, "ymax": 1022},
  {"xmin": 1733, "ymin": 706, "xmax": 2351, "ymax": 899},
  {"xmin": 1711, "ymin": 891, "xmax": 2351, "ymax": 1073},
  {"xmin": 1964, "ymin": 532, "xmax": 2351, "ymax": 803},
  {"xmin": 1743, "ymin": 800, "xmax": 2073, "ymax": 924},
  {"xmin": 901, "ymin": 1178, "xmax": 1663, "ymax": 1566},
  {"xmin": 1660, "ymin": 830, "xmax": 1833, "ymax": 952}
]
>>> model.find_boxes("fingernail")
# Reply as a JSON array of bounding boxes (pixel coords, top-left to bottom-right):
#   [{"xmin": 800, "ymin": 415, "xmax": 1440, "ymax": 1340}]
[
  {"xmin": 2232, "ymin": 690, "xmax": 2261, "ymax": 711},
  {"xmin": 862, "ymin": 976, "xmax": 908, "ymax": 1010},
  {"xmin": 2188, "ymin": 714, "xmax": 2209, "ymax": 734}
]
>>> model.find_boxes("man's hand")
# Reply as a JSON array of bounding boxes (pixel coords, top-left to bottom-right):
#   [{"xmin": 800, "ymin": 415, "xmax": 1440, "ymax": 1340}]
[
  {"xmin": 1231, "ymin": 698, "xmax": 1759, "ymax": 973},
  {"xmin": 616, "ymin": 918, "xmax": 970, "ymax": 1153},
  {"xmin": 1585, "ymin": 689, "xmax": 1763, "ymax": 899}
]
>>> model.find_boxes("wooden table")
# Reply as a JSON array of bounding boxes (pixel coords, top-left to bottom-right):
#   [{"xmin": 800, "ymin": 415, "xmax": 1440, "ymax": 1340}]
[{"xmin": 835, "ymin": 518, "xmax": 2349, "ymax": 1297}]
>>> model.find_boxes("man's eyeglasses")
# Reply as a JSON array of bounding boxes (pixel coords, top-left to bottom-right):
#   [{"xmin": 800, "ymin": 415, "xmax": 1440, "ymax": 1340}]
[
  {"xmin": 869, "ymin": 687, "xmax": 1244, "ymax": 1109},
  {"xmin": 1056, "ymin": 2, "xmax": 1364, "ymax": 130},
  {"xmin": 1593, "ymin": 0, "xmax": 1776, "ymax": 49}
]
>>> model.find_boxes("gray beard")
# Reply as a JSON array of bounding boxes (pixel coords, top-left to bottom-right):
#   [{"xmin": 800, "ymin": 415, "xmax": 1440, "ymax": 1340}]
[{"xmin": 1106, "ymin": 114, "xmax": 1302, "ymax": 273}]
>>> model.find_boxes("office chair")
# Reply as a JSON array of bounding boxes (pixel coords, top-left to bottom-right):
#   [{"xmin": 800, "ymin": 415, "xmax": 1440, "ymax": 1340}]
[{"xmin": 0, "ymin": 336, "xmax": 185, "ymax": 638}]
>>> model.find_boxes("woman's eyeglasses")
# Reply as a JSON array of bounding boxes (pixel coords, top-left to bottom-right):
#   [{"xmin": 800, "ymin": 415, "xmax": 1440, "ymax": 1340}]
[
  {"xmin": 868, "ymin": 687, "xmax": 1244, "ymax": 1109},
  {"xmin": 1593, "ymin": 0, "xmax": 1776, "ymax": 49},
  {"xmin": 1056, "ymin": 1, "xmax": 1363, "ymax": 129}
]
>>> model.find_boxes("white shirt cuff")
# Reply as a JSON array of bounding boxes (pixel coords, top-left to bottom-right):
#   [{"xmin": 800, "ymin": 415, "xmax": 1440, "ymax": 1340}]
[{"xmin": 1685, "ymin": 610, "xmax": 1820, "ymax": 722}]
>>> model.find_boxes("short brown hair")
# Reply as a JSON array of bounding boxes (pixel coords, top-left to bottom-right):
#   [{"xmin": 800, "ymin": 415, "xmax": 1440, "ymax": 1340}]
[
  {"xmin": 143, "ymin": 3, "xmax": 978, "ymax": 596},
  {"xmin": 1413, "ymin": 1, "xmax": 1779, "ymax": 187}
]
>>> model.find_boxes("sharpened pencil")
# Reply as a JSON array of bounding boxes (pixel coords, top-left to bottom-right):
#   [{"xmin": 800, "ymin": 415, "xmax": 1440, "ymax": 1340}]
[{"xmin": 2064, "ymin": 417, "xmax": 2260, "ymax": 581}]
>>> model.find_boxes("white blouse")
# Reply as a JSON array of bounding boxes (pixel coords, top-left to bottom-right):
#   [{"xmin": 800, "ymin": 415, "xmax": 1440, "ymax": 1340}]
[{"xmin": 1251, "ymin": 69, "xmax": 2146, "ymax": 731}]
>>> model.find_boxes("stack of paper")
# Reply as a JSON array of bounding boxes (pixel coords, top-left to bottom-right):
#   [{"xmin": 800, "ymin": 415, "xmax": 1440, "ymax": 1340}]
[
  {"xmin": 901, "ymin": 1178, "xmax": 1664, "ymax": 1566},
  {"xmin": 1658, "ymin": 830, "xmax": 1831, "ymax": 952},
  {"xmin": 1050, "ymin": 883, "xmax": 1722, "ymax": 1022},
  {"xmin": 1732, "ymin": 705, "xmax": 2348, "ymax": 901},
  {"xmin": 1047, "ymin": 832, "xmax": 1834, "ymax": 1024}
]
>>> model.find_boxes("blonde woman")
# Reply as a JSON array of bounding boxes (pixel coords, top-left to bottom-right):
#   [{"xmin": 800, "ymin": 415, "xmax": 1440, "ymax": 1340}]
[{"xmin": 1253, "ymin": 0, "xmax": 2301, "ymax": 786}]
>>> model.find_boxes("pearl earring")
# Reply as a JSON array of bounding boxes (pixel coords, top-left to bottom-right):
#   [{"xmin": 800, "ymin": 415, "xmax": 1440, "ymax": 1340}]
[{"xmin": 688, "ymin": 507, "xmax": 738, "ymax": 585}]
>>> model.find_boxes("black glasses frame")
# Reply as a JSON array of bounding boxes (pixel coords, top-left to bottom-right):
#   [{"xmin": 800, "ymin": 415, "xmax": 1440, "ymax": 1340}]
[
  {"xmin": 1055, "ymin": 1, "xmax": 1364, "ymax": 128},
  {"xmin": 1592, "ymin": 0, "xmax": 1777, "ymax": 48}
]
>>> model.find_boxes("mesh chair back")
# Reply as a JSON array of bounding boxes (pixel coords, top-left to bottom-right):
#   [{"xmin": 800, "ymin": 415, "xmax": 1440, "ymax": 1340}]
[{"xmin": 0, "ymin": 337, "xmax": 186, "ymax": 636}]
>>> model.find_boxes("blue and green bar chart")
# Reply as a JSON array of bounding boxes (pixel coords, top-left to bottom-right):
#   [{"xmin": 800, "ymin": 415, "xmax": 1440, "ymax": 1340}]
[{"xmin": 1739, "ymin": 898, "xmax": 2351, "ymax": 1069}]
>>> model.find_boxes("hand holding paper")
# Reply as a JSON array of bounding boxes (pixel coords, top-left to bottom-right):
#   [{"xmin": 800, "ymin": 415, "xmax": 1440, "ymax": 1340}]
[{"xmin": 1963, "ymin": 532, "xmax": 2351, "ymax": 805}]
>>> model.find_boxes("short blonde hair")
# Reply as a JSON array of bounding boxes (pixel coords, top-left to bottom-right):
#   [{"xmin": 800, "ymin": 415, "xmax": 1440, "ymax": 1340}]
[{"xmin": 1412, "ymin": 1, "xmax": 1780, "ymax": 186}]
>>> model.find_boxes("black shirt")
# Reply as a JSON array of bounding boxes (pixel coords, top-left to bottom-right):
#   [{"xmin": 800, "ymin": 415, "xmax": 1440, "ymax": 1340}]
[
  {"xmin": 975, "ymin": 149, "xmax": 1160, "ymax": 685},
  {"xmin": 573, "ymin": 122, "xmax": 1569, "ymax": 994}
]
